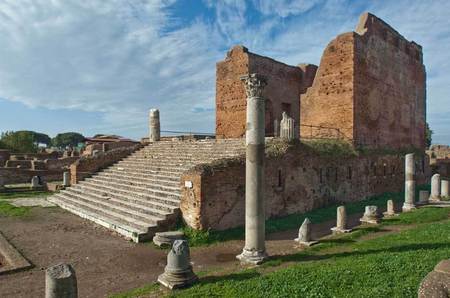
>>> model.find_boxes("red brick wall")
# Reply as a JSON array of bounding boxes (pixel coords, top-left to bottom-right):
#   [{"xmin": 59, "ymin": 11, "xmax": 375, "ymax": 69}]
[
  {"xmin": 180, "ymin": 146, "xmax": 430, "ymax": 230},
  {"xmin": 216, "ymin": 45, "xmax": 316, "ymax": 138},
  {"xmin": 300, "ymin": 13, "xmax": 426, "ymax": 149},
  {"xmin": 353, "ymin": 13, "xmax": 426, "ymax": 149}
]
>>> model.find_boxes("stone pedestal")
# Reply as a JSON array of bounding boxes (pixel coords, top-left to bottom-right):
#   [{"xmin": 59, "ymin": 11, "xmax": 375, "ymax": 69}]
[
  {"xmin": 430, "ymin": 174, "xmax": 441, "ymax": 201},
  {"xmin": 418, "ymin": 259, "xmax": 450, "ymax": 298},
  {"xmin": 158, "ymin": 240, "xmax": 198, "ymax": 289},
  {"xmin": 31, "ymin": 176, "xmax": 41, "ymax": 190},
  {"xmin": 63, "ymin": 172, "xmax": 70, "ymax": 187},
  {"xmin": 236, "ymin": 74, "xmax": 268, "ymax": 265},
  {"xmin": 402, "ymin": 153, "xmax": 416, "ymax": 212},
  {"xmin": 360, "ymin": 206, "xmax": 381, "ymax": 224},
  {"xmin": 331, "ymin": 206, "xmax": 352, "ymax": 234},
  {"xmin": 153, "ymin": 231, "xmax": 185, "ymax": 247},
  {"xmin": 295, "ymin": 218, "xmax": 318, "ymax": 246},
  {"xmin": 273, "ymin": 119, "xmax": 279, "ymax": 137},
  {"xmin": 383, "ymin": 200, "xmax": 398, "ymax": 217},
  {"xmin": 419, "ymin": 190, "xmax": 429, "ymax": 204},
  {"xmin": 280, "ymin": 112, "xmax": 297, "ymax": 141},
  {"xmin": 149, "ymin": 109, "xmax": 161, "ymax": 142},
  {"xmin": 441, "ymin": 180, "xmax": 449, "ymax": 199},
  {"xmin": 45, "ymin": 263, "xmax": 78, "ymax": 298}
]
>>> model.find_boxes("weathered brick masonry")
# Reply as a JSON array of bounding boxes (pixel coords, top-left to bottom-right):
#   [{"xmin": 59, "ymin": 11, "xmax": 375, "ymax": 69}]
[
  {"xmin": 181, "ymin": 143, "xmax": 430, "ymax": 230},
  {"xmin": 302, "ymin": 13, "xmax": 426, "ymax": 149},
  {"xmin": 216, "ymin": 45, "xmax": 317, "ymax": 138}
]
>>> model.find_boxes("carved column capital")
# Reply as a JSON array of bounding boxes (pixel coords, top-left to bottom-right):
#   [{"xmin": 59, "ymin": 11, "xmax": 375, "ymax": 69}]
[{"xmin": 240, "ymin": 73, "xmax": 267, "ymax": 98}]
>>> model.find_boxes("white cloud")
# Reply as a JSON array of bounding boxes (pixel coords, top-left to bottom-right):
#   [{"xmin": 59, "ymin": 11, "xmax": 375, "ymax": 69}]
[{"xmin": 0, "ymin": 0, "xmax": 448, "ymax": 142}]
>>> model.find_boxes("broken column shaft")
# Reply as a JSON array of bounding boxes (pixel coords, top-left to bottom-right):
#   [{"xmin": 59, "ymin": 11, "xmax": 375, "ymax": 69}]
[
  {"xmin": 237, "ymin": 73, "xmax": 268, "ymax": 265},
  {"xmin": 149, "ymin": 109, "xmax": 160, "ymax": 142},
  {"xmin": 402, "ymin": 153, "xmax": 416, "ymax": 212}
]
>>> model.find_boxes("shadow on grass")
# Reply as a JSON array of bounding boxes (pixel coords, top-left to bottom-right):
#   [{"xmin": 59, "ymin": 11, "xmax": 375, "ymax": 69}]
[
  {"xmin": 198, "ymin": 271, "xmax": 261, "ymax": 286},
  {"xmin": 269, "ymin": 242, "xmax": 450, "ymax": 264}
]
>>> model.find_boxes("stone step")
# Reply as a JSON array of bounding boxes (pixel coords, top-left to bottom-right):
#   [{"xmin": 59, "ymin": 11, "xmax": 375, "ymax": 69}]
[
  {"xmin": 60, "ymin": 190, "xmax": 167, "ymax": 223},
  {"xmin": 49, "ymin": 193, "xmax": 153, "ymax": 233},
  {"xmin": 72, "ymin": 182, "xmax": 180, "ymax": 207},
  {"xmin": 100, "ymin": 169, "xmax": 181, "ymax": 183},
  {"xmin": 97, "ymin": 171, "xmax": 180, "ymax": 184},
  {"xmin": 48, "ymin": 195, "xmax": 151, "ymax": 242},
  {"xmin": 85, "ymin": 175, "xmax": 180, "ymax": 192},
  {"xmin": 79, "ymin": 178, "xmax": 181, "ymax": 194},
  {"xmin": 65, "ymin": 186, "xmax": 179, "ymax": 213},
  {"xmin": 103, "ymin": 166, "xmax": 187, "ymax": 176}
]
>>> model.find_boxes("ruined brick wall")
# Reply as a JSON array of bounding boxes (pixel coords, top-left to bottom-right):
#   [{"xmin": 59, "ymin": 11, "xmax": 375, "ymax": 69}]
[
  {"xmin": 353, "ymin": 13, "xmax": 426, "ymax": 149},
  {"xmin": 0, "ymin": 168, "xmax": 63, "ymax": 185},
  {"xmin": 180, "ymin": 145, "xmax": 429, "ymax": 230},
  {"xmin": 216, "ymin": 45, "xmax": 316, "ymax": 138},
  {"xmin": 300, "ymin": 13, "xmax": 426, "ymax": 149},
  {"xmin": 300, "ymin": 32, "xmax": 356, "ymax": 140}
]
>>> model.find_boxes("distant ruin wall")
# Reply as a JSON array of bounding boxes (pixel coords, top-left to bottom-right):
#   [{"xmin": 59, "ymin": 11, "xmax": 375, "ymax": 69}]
[
  {"xmin": 0, "ymin": 168, "xmax": 63, "ymax": 185},
  {"xmin": 70, "ymin": 144, "xmax": 141, "ymax": 184},
  {"xmin": 180, "ymin": 146, "xmax": 430, "ymax": 230},
  {"xmin": 216, "ymin": 45, "xmax": 316, "ymax": 138},
  {"xmin": 300, "ymin": 13, "xmax": 426, "ymax": 149}
]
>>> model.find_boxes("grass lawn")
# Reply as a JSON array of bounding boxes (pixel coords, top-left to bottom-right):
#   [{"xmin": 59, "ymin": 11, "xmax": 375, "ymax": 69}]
[
  {"xmin": 0, "ymin": 190, "xmax": 52, "ymax": 216},
  {"xmin": 110, "ymin": 205, "xmax": 450, "ymax": 298}
]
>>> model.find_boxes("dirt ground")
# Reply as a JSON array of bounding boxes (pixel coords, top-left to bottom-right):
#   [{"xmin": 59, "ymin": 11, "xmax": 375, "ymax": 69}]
[{"xmin": 0, "ymin": 207, "xmax": 365, "ymax": 298}]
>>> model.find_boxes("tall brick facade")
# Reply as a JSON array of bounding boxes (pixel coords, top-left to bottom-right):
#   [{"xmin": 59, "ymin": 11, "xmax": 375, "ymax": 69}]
[
  {"xmin": 301, "ymin": 12, "xmax": 426, "ymax": 149},
  {"xmin": 215, "ymin": 45, "xmax": 317, "ymax": 138},
  {"xmin": 216, "ymin": 13, "xmax": 426, "ymax": 150}
]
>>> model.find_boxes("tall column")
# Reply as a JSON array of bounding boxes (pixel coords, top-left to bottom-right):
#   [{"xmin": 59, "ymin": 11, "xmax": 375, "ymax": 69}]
[
  {"xmin": 430, "ymin": 174, "xmax": 441, "ymax": 201},
  {"xmin": 149, "ymin": 109, "xmax": 160, "ymax": 142},
  {"xmin": 236, "ymin": 73, "xmax": 268, "ymax": 265},
  {"xmin": 402, "ymin": 153, "xmax": 416, "ymax": 212},
  {"xmin": 441, "ymin": 180, "xmax": 449, "ymax": 199}
]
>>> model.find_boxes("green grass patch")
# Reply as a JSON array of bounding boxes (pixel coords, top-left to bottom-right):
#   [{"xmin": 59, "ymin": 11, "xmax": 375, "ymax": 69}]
[
  {"xmin": 0, "ymin": 201, "xmax": 31, "ymax": 217},
  {"xmin": 173, "ymin": 209, "xmax": 450, "ymax": 297},
  {"xmin": 0, "ymin": 190, "xmax": 52, "ymax": 200},
  {"xmin": 302, "ymin": 139, "xmax": 357, "ymax": 158},
  {"xmin": 182, "ymin": 186, "xmax": 430, "ymax": 247}
]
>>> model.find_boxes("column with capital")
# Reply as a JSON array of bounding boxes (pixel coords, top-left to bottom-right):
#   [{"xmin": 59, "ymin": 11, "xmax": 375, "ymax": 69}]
[{"xmin": 236, "ymin": 73, "xmax": 268, "ymax": 265}]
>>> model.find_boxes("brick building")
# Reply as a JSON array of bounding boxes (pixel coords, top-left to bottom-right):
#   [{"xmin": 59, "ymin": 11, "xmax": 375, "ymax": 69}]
[{"xmin": 216, "ymin": 13, "xmax": 427, "ymax": 150}]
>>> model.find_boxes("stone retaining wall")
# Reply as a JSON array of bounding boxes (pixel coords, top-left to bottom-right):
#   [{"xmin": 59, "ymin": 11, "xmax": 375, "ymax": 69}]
[{"xmin": 180, "ymin": 143, "xmax": 429, "ymax": 230}]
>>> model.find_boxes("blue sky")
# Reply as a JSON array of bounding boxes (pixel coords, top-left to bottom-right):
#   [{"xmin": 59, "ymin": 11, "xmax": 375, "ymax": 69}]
[{"xmin": 0, "ymin": 0, "xmax": 449, "ymax": 144}]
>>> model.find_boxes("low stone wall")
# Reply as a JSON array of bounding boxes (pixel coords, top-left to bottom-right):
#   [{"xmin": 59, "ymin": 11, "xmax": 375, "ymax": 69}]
[
  {"xmin": 45, "ymin": 157, "xmax": 79, "ymax": 170},
  {"xmin": 180, "ymin": 143, "xmax": 429, "ymax": 230},
  {"xmin": 71, "ymin": 144, "xmax": 142, "ymax": 184},
  {"xmin": 0, "ymin": 168, "xmax": 63, "ymax": 185},
  {"xmin": 0, "ymin": 150, "xmax": 10, "ymax": 167}
]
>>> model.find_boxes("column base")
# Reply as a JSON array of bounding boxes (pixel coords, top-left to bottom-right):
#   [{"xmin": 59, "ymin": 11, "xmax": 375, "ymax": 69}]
[
  {"xmin": 236, "ymin": 248, "xmax": 268, "ymax": 265},
  {"xmin": 331, "ymin": 227, "xmax": 352, "ymax": 234},
  {"xmin": 402, "ymin": 203, "xmax": 416, "ymax": 212},
  {"xmin": 382, "ymin": 211, "xmax": 399, "ymax": 217},
  {"xmin": 429, "ymin": 195, "xmax": 441, "ymax": 202},
  {"xmin": 157, "ymin": 266, "xmax": 198, "ymax": 290}
]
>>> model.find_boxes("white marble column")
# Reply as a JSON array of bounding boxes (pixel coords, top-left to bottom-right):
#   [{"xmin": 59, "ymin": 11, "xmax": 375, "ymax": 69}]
[
  {"xmin": 236, "ymin": 73, "xmax": 268, "ymax": 265},
  {"xmin": 402, "ymin": 153, "xmax": 416, "ymax": 212},
  {"xmin": 149, "ymin": 109, "xmax": 160, "ymax": 142}
]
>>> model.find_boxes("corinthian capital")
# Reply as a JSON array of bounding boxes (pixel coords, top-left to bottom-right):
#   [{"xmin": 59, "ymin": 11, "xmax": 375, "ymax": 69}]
[{"xmin": 240, "ymin": 73, "xmax": 267, "ymax": 98}]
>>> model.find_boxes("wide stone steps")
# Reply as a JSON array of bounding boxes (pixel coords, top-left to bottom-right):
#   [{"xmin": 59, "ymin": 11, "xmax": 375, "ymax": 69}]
[
  {"xmin": 72, "ymin": 181, "xmax": 181, "ymax": 206},
  {"xmin": 48, "ymin": 195, "xmax": 151, "ymax": 242},
  {"xmin": 98, "ymin": 171, "xmax": 180, "ymax": 184},
  {"xmin": 60, "ymin": 190, "xmax": 166, "ymax": 223},
  {"xmin": 84, "ymin": 175, "xmax": 180, "ymax": 192},
  {"xmin": 48, "ymin": 138, "xmax": 245, "ymax": 242},
  {"xmin": 63, "ymin": 187, "xmax": 176, "ymax": 216},
  {"xmin": 49, "ymin": 193, "xmax": 154, "ymax": 233}
]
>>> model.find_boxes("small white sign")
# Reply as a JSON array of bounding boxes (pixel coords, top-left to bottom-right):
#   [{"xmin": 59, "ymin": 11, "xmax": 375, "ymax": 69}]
[{"xmin": 184, "ymin": 180, "xmax": 193, "ymax": 188}]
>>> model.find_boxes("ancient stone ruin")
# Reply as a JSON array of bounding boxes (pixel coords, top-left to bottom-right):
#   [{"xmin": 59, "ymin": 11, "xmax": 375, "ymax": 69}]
[{"xmin": 45, "ymin": 12, "xmax": 431, "ymax": 243}]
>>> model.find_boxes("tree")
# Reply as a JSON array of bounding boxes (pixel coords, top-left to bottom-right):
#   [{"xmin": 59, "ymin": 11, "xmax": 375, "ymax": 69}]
[
  {"xmin": 52, "ymin": 132, "xmax": 85, "ymax": 148},
  {"xmin": 0, "ymin": 131, "xmax": 38, "ymax": 153},
  {"xmin": 426, "ymin": 122, "xmax": 433, "ymax": 148}
]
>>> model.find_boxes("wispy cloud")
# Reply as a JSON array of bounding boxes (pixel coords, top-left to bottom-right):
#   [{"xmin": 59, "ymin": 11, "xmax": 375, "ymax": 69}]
[{"xmin": 0, "ymin": 0, "xmax": 448, "ymax": 143}]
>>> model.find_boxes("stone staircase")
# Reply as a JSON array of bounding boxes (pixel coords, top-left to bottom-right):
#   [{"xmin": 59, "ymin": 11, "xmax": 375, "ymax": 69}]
[{"xmin": 48, "ymin": 139, "xmax": 245, "ymax": 242}]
